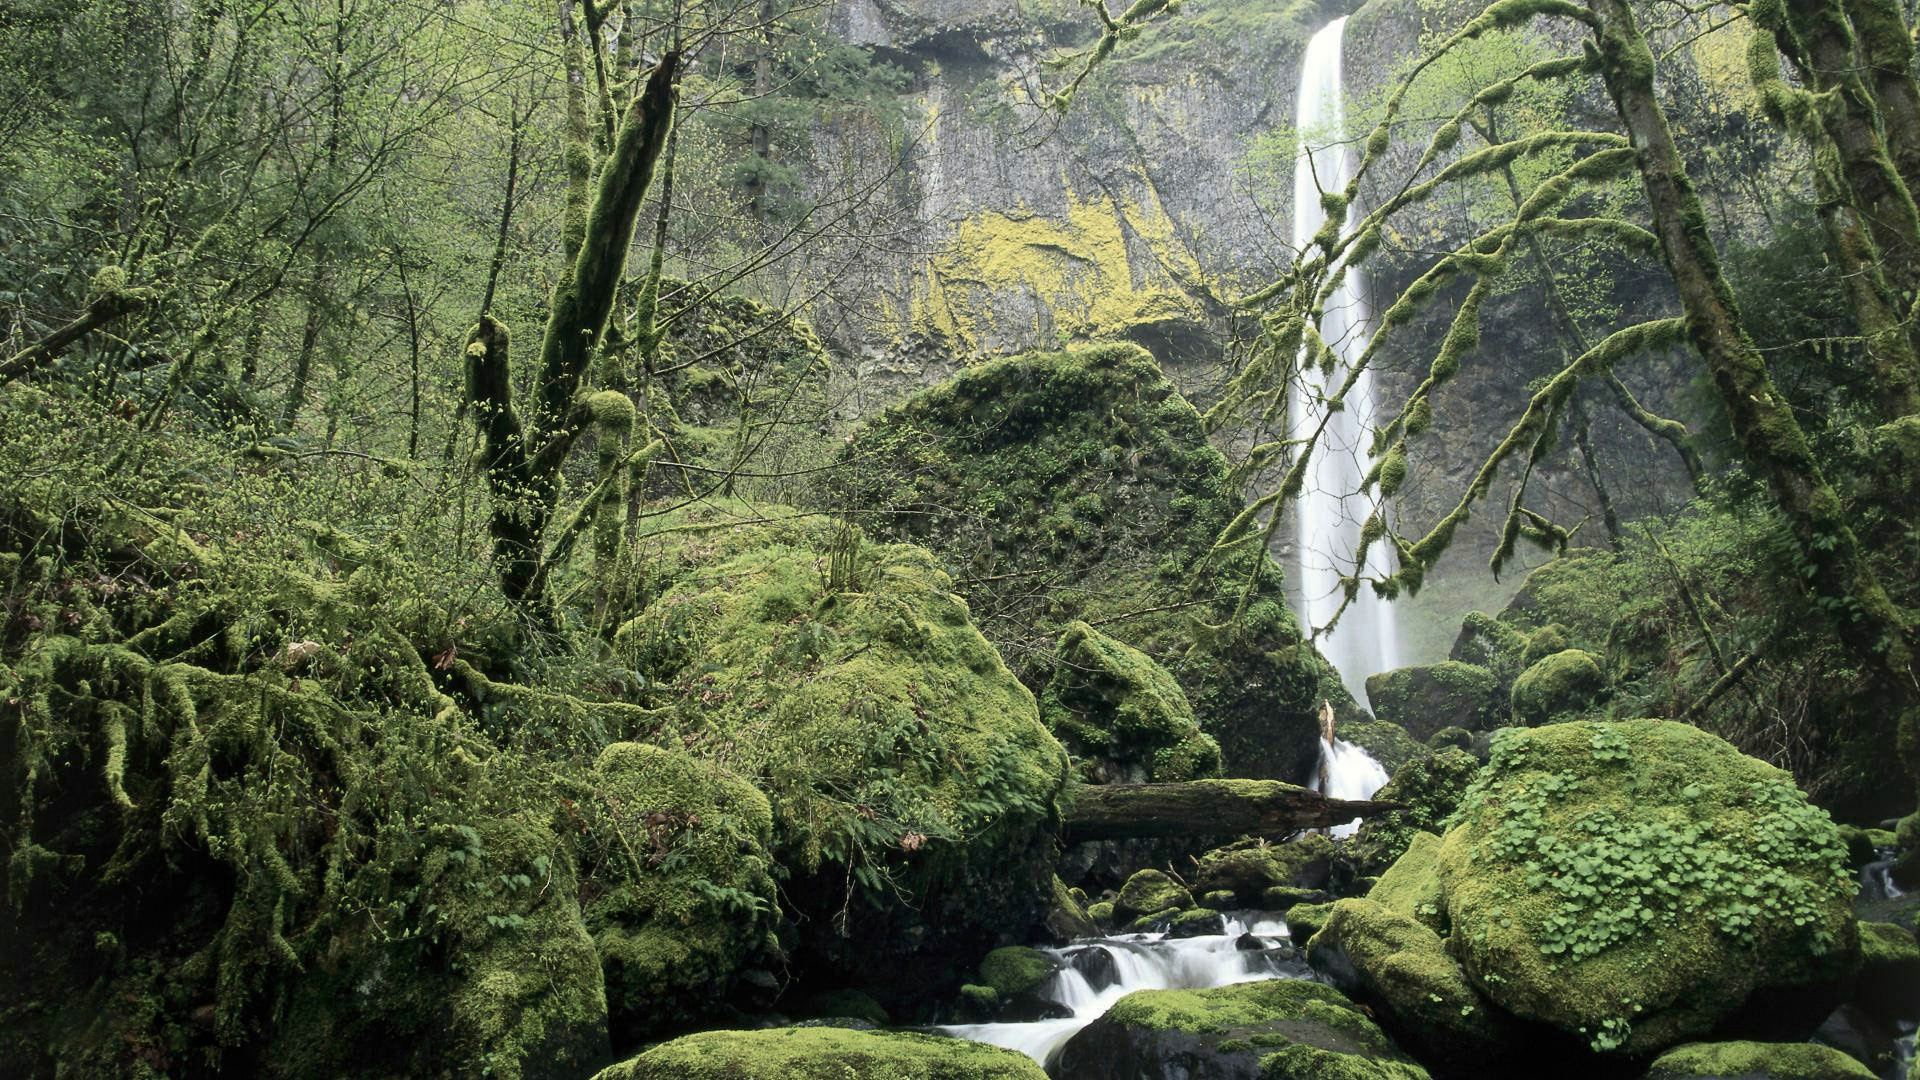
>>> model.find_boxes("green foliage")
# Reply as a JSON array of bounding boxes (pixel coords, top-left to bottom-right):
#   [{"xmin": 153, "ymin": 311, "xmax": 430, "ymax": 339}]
[{"xmin": 1348, "ymin": 748, "xmax": 1483, "ymax": 876}]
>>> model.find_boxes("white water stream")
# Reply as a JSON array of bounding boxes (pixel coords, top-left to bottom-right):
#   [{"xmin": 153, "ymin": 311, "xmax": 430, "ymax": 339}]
[
  {"xmin": 1309, "ymin": 735, "xmax": 1393, "ymax": 838},
  {"xmin": 941, "ymin": 914, "xmax": 1303, "ymax": 1069},
  {"xmin": 1289, "ymin": 15, "xmax": 1403, "ymax": 702}
]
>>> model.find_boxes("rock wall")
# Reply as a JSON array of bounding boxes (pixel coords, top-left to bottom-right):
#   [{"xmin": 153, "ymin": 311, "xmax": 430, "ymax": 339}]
[{"xmin": 806, "ymin": 0, "xmax": 1706, "ymax": 667}]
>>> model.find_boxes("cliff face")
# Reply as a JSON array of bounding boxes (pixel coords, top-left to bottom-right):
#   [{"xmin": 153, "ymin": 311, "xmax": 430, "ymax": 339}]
[{"xmin": 809, "ymin": 0, "xmax": 1703, "ymax": 662}]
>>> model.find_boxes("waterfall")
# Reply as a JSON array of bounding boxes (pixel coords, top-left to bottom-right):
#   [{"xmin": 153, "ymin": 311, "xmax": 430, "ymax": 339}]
[
  {"xmin": 1308, "ymin": 735, "xmax": 1392, "ymax": 838},
  {"xmin": 1289, "ymin": 15, "xmax": 1402, "ymax": 703},
  {"xmin": 940, "ymin": 914, "xmax": 1303, "ymax": 1068}
]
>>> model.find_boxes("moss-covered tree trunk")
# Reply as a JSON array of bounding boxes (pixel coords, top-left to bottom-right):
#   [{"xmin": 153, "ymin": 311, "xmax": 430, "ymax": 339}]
[
  {"xmin": 1588, "ymin": 0, "xmax": 1920, "ymax": 876},
  {"xmin": 464, "ymin": 52, "xmax": 679, "ymax": 619}
]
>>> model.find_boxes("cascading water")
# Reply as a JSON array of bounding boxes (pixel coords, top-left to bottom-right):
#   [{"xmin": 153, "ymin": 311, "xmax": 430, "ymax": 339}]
[
  {"xmin": 940, "ymin": 914, "xmax": 1304, "ymax": 1070},
  {"xmin": 1289, "ymin": 16, "xmax": 1402, "ymax": 705},
  {"xmin": 1309, "ymin": 733, "xmax": 1392, "ymax": 838}
]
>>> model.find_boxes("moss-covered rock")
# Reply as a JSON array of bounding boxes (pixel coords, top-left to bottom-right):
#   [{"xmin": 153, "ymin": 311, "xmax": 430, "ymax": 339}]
[
  {"xmin": 1856, "ymin": 921, "xmax": 1920, "ymax": 1021},
  {"xmin": 1340, "ymin": 719, "xmax": 1429, "ymax": 776},
  {"xmin": 1114, "ymin": 869, "xmax": 1193, "ymax": 923},
  {"xmin": 1087, "ymin": 900, "xmax": 1116, "ymax": 927},
  {"xmin": 1508, "ymin": 648, "xmax": 1608, "ymax": 725},
  {"xmin": 1439, "ymin": 721, "xmax": 1859, "ymax": 1055},
  {"xmin": 1306, "ymin": 898, "xmax": 1523, "ymax": 1074},
  {"xmin": 1284, "ymin": 902, "xmax": 1332, "ymax": 946},
  {"xmin": 1046, "ymin": 875, "xmax": 1098, "ymax": 941},
  {"xmin": 979, "ymin": 946, "xmax": 1057, "ymax": 999},
  {"xmin": 1346, "ymin": 748, "xmax": 1482, "ymax": 877},
  {"xmin": 804, "ymin": 989, "xmax": 891, "ymax": 1026},
  {"xmin": 583, "ymin": 742, "xmax": 778, "ymax": 1041},
  {"xmin": 617, "ymin": 535, "xmax": 1070, "ymax": 987},
  {"xmin": 1191, "ymin": 835, "xmax": 1334, "ymax": 907},
  {"xmin": 1644, "ymin": 1040, "xmax": 1877, "ymax": 1079},
  {"xmin": 1427, "ymin": 726, "xmax": 1478, "ymax": 754},
  {"xmin": 1519, "ymin": 624, "xmax": 1571, "ymax": 669},
  {"xmin": 1449, "ymin": 610, "xmax": 1528, "ymax": 684},
  {"xmin": 1366, "ymin": 832, "xmax": 1445, "ymax": 932},
  {"xmin": 1364, "ymin": 662, "xmax": 1503, "ymax": 739},
  {"xmin": 1053, "ymin": 978, "xmax": 1431, "ymax": 1080},
  {"xmin": 1040, "ymin": 620, "xmax": 1221, "ymax": 783},
  {"xmin": 833, "ymin": 343, "xmax": 1328, "ymax": 782},
  {"xmin": 593, "ymin": 1027, "xmax": 1048, "ymax": 1079}
]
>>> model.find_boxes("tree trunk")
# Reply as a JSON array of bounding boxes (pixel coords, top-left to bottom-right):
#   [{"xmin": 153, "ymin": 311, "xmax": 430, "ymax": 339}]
[
  {"xmin": 1589, "ymin": 0, "xmax": 1920, "ymax": 876},
  {"xmin": 1061, "ymin": 780, "xmax": 1400, "ymax": 844}
]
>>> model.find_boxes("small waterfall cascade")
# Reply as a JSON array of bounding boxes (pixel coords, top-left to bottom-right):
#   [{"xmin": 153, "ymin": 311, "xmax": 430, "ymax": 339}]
[
  {"xmin": 1306, "ymin": 702, "xmax": 1391, "ymax": 837},
  {"xmin": 940, "ymin": 914, "xmax": 1303, "ymax": 1069},
  {"xmin": 1289, "ymin": 15, "xmax": 1403, "ymax": 703}
]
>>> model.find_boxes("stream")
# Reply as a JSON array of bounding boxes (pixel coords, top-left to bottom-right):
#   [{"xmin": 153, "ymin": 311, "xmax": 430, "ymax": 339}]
[{"xmin": 940, "ymin": 913, "xmax": 1309, "ymax": 1070}]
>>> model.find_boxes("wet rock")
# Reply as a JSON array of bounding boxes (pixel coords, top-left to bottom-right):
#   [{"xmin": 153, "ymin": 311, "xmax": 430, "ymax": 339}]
[
  {"xmin": 1812, "ymin": 1004, "xmax": 1902, "ymax": 1079},
  {"xmin": 1168, "ymin": 909, "xmax": 1226, "ymax": 938},
  {"xmin": 1856, "ymin": 922, "xmax": 1920, "ymax": 1023},
  {"xmin": 1068, "ymin": 945, "xmax": 1119, "ymax": 992},
  {"xmin": 1191, "ymin": 835, "xmax": 1332, "ymax": 907}
]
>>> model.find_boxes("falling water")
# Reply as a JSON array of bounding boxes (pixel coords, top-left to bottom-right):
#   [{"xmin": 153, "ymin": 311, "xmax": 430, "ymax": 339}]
[
  {"xmin": 1289, "ymin": 16, "xmax": 1402, "ymax": 703},
  {"xmin": 1308, "ymin": 735, "xmax": 1392, "ymax": 838},
  {"xmin": 940, "ymin": 914, "xmax": 1304, "ymax": 1069}
]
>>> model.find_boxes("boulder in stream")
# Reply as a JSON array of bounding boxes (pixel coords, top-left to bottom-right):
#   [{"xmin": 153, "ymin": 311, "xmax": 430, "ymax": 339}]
[
  {"xmin": 593, "ymin": 1027, "xmax": 1048, "ymax": 1079},
  {"xmin": 1113, "ymin": 868, "xmax": 1193, "ymax": 923},
  {"xmin": 1053, "ymin": 978, "xmax": 1431, "ymax": 1080}
]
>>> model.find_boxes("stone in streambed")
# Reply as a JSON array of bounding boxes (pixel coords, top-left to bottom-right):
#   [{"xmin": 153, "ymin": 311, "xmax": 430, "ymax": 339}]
[
  {"xmin": 1054, "ymin": 978, "xmax": 1431, "ymax": 1080},
  {"xmin": 592, "ymin": 1027, "xmax": 1048, "ymax": 1079},
  {"xmin": 1643, "ymin": 1041, "xmax": 1876, "ymax": 1080}
]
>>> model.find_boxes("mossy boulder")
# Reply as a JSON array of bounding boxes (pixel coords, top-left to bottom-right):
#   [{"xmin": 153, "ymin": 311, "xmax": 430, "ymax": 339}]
[
  {"xmin": 1284, "ymin": 902, "xmax": 1332, "ymax": 945},
  {"xmin": 1340, "ymin": 719, "xmax": 1428, "ymax": 777},
  {"xmin": 803, "ymin": 989, "xmax": 891, "ymax": 1026},
  {"xmin": 1047, "ymin": 875, "xmax": 1098, "ymax": 941},
  {"xmin": 1449, "ymin": 610, "xmax": 1528, "ymax": 684},
  {"xmin": 1519, "ymin": 624, "xmax": 1571, "ymax": 669},
  {"xmin": 1438, "ymin": 721, "xmax": 1859, "ymax": 1055},
  {"xmin": 1041, "ymin": 620, "xmax": 1221, "ymax": 783},
  {"xmin": 833, "ymin": 343, "xmax": 1327, "ymax": 782},
  {"xmin": 1508, "ymin": 648, "xmax": 1607, "ymax": 725},
  {"xmin": 1364, "ymin": 662, "xmax": 1503, "ymax": 739},
  {"xmin": 617, "ymin": 534, "xmax": 1069, "ymax": 987},
  {"xmin": 1191, "ymin": 835, "xmax": 1335, "ymax": 907},
  {"xmin": 1426, "ymin": 726, "xmax": 1479, "ymax": 754},
  {"xmin": 1306, "ymin": 898, "xmax": 1524, "ymax": 1074},
  {"xmin": 583, "ymin": 742, "xmax": 779, "ymax": 1041},
  {"xmin": 1114, "ymin": 869, "xmax": 1193, "ymax": 923},
  {"xmin": 1365, "ymin": 832, "xmax": 1445, "ymax": 931},
  {"xmin": 979, "ymin": 946, "xmax": 1057, "ymax": 999},
  {"xmin": 592, "ymin": 1027, "xmax": 1048, "ymax": 1079},
  {"xmin": 1346, "ymin": 748, "xmax": 1482, "ymax": 877},
  {"xmin": 1644, "ymin": 1041, "xmax": 1877, "ymax": 1080},
  {"xmin": 1053, "ymin": 978, "xmax": 1432, "ymax": 1080},
  {"xmin": 1856, "ymin": 921, "xmax": 1920, "ymax": 1021}
]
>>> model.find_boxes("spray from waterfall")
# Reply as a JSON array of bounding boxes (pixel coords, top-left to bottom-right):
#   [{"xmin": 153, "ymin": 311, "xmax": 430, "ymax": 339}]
[{"xmin": 1289, "ymin": 15, "xmax": 1402, "ymax": 705}]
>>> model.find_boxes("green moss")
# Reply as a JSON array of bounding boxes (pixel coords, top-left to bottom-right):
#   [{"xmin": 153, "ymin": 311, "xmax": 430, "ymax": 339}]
[
  {"xmin": 1364, "ymin": 662, "xmax": 1503, "ymax": 737},
  {"xmin": 1192, "ymin": 835, "xmax": 1333, "ymax": 907},
  {"xmin": 1114, "ymin": 868, "xmax": 1193, "ymax": 921},
  {"xmin": 1439, "ymin": 721, "xmax": 1858, "ymax": 1054},
  {"xmin": 1284, "ymin": 902, "xmax": 1333, "ymax": 944},
  {"xmin": 979, "ymin": 946, "xmax": 1055, "ymax": 998},
  {"xmin": 594, "ymin": 1027, "xmax": 1048, "ymax": 1079},
  {"xmin": 1367, "ymin": 832, "xmax": 1446, "ymax": 931},
  {"xmin": 1047, "ymin": 875, "xmax": 1097, "ymax": 940},
  {"xmin": 1108, "ymin": 979, "xmax": 1381, "ymax": 1038},
  {"xmin": 1520, "ymin": 624, "xmax": 1571, "ymax": 668},
  {"xmin": 1348, "ymin": 748, "xmax": 1483, "ymax": 876},
  {"xmin": 808, "ymin": 989, "xmax": 891, "ymax": 1026},
  {"xmin": 1859, "ymin": 920, "xmax": 1919, "ymax": 967},
  {"xmin": 1340, "ymin": 719, "xmax": 1429, "ymax": 776},
  {"xmin": 1202, "ymin": 888, "xmax": 1239, "ymax": 907},
  {"xmin": 1087, "ymin": 901, "xmax": 1116, "ymax": 926},
  {"xmin": 1508, "ymin": 648, "xmax": 1608, "ymax": 725},
  {"xmin": 617, "ymin": 531, "xmax": 1069, "ymax": 977},
  {"xmin": 833, "ymin": 343, "xmax": 1325, "ymax": 782},
  {"xmin": 1040, "ymin": 620, "xmax": 1221, "ymax": 783},
  {"xmin": 583, "ymin": 742, "xmax": 778, "ymax": 1038},
  {"xmin": 1645, "ymin": 1040, "xmax": 1877, "ymax": 1079}
]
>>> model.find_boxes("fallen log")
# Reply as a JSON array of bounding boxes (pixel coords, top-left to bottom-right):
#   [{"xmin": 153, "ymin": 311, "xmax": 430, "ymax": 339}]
[{"xmin": 1061, "ymin": 778, "xmax": 1402, "ymax": 843}]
